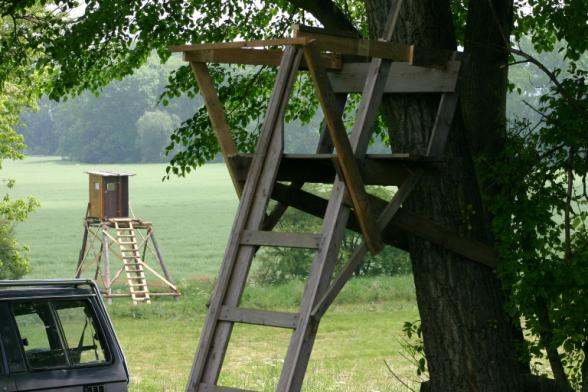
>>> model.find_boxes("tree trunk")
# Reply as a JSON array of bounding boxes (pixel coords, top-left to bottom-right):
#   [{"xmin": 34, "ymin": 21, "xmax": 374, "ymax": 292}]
[{"xmin": 364, "ymin": 0, "xmax": 523, "ymax": 390}]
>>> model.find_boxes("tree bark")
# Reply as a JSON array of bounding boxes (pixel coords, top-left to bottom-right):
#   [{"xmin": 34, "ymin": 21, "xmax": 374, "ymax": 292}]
[{"xmin": 364, "ymin": 0, "xmax": 523, "ymax": 390}]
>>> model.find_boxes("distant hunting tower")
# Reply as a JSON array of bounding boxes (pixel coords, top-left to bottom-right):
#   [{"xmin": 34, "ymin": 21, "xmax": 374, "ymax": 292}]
[{"xmin": 76, "ymin": 171, "xmax": 180, "ymax": 304}]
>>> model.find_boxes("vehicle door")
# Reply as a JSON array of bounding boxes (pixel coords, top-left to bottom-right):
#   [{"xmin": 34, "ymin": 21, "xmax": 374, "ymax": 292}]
[
  {"xmin": 0, "ymin": 307, "xmax": 16, "ymax": 392},
  {"xmin": 10, "ymin": 298, "xmax": 127, "ymax": 392}
]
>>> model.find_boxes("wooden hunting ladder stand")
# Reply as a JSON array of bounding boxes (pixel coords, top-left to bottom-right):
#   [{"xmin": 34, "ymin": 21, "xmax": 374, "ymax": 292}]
[
  {"xmin": 172, "ymin": 3, "xmax": 498, "ymax": 391},
  {"xmin": 76, "ymin": 215, "xmax": 180, "ymax": 304}
]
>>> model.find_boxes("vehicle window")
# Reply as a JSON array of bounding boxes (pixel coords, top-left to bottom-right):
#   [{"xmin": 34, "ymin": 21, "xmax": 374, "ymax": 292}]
[
  {"xmin": 13, "ymin": 302, "xmax": 67, "ymax": 369},
  {"xmin": 54, "ymin": 300, "xmax": 108, "ymax": 365}
]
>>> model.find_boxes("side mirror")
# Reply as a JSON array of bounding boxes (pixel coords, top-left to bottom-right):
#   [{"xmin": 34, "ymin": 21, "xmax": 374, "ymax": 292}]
[{"xmin": 21, "ymin": 338, "xmax": 29, "ymax": 347}]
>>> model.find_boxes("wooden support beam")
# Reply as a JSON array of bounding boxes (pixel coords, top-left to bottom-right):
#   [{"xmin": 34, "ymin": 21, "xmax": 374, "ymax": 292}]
[
  {"xmin": 184, "ymin": 48, "xmax": 342, "ymax": 70},
  {"xmin": 173, "ymin": 36, "xmax": 413, "ymax": 62},
  {"xmin": 328, "ymin": 61, "xmax": 460, "ymax": 94},
  {"xmin": 270, "ymin": 182, "xmax": 498, "ymax": 268},
  {"xmin": 218, "ymin": 306, "xmax": 299, "ymax": 329},
  {"xmin": 190, "ymin": 62, "xmax": 243, "ymax": 196},
  {"xmin": 228, "ymin": 153, "xmax": 426, "ymax": 186},
  {"xmin": 240, "ymin": 230, "xmax": 321, "ymax": 249},
  {"xmin": 426, "ymin": 92, "xmax": 460, "ymax": 156},
  {"xmin": 304, "ymin": 43, "xmax": 383, "ymax": 254},
  {"xmin": 170, "ymin": 37, "xmax": 313, "ymax": 52}
]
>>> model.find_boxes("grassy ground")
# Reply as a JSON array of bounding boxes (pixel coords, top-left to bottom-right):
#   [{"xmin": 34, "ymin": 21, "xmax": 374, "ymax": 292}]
[
  {"xmin": 4, "ymin": 157, "xmax": 421, "ymax": 391},
  {"xmin": 110, "ymin": 277, "xmax": 420, "ymax": 392}
]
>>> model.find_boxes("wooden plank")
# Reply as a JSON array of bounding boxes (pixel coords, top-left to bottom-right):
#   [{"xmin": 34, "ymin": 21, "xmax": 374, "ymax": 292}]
[
  {"xmin": 328, "ymin": 61, "xmax": 460, "ymax": 94},
  {"xmin": 170, "ymin": 37, "xmax": 312, "ymax": 53},
  {"xmin": 426, "ymin": 92, "xmax": 459, "ymax": 157},
  {"xmin": 173, "ymin": 36, "xmax": 413, "ymax": 62},
  {"xmin": 184, "ymin": 48, "xmax": 342, "ymax": 70},
  {"xmin": 186, "ymin": 46, "xmax": 303, "ymax": 392},
  {"xmin": 240, "ymin": 230, "xmax": 321, "ymax": 249},
  {"xmin": 219, "ymin": 306, "xmax": 299, "ymax": 329},
  {"xmin": 304, "ymin": 43, "xmax": 383, "ymax": 254},
  {"xmin": 190, "ymin": 62, "xmax": 243, "ymax": 196},
  {"xmin": 229, "ymin": 154, "xmax": 420, "ymax": 186},
  {"xmin": 294, "ymin": 32, "xmax": 413, "ymax": 62},
  {"xmin": 391, "ymin": 209, "xmax": 498, "ymax": 269}
]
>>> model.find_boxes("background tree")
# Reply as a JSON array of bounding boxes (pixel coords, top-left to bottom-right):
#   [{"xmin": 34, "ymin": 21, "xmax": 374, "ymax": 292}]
[
  {"xmin": 0, "ymin": 13, "xmax": 41, "ymax": 278},
  {"xmin": 136, "ymin": 110, "xmax": 180, "ymax": 163}
]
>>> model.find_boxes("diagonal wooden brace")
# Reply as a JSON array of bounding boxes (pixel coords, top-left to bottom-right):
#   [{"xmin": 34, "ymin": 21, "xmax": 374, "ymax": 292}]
[{"xmin": 303, "ymin": 42, "xmax": 384, "ymax": 254}]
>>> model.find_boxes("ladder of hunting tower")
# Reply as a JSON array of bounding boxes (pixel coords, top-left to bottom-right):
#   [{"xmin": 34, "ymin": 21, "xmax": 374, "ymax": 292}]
[
  {"xmin": 112, "ymin": 219, "xmax": 151, "ymax": 304},
  {"xmin": 172, "ymin": 2, "xmax": 497, "ymax": 390}
]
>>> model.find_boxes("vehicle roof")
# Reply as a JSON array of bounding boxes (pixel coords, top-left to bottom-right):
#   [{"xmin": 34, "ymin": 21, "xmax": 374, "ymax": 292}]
[{"xmin": 0, "ymin": 280, "xmax": 97, "ymax": 301}]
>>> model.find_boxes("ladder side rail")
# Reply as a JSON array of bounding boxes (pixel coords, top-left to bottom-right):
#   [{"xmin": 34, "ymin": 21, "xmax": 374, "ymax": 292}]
[
  {"xmin": 200, "ymin": 51, "xmax": 304, "ymax": 386},
  {"xmin": 186, "ymin": 46, "xmax": 303, "ymax": 391},
  {"xmin": 278, "ymin": 3, "xmax": 404, "ymax": 389},
  {"xmin": 277, "ymin": 180, "xmax": 351, "ymax": 391}
]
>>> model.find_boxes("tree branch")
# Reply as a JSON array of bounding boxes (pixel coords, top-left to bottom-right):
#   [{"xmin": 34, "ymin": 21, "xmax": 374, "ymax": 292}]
[
  {"xmin": 509, "ymin": 47, "xmax": 588, "ymax": 119},
  {"xmin": 286, "ymin": 0, "xmax": 359, "ymax": 34}
]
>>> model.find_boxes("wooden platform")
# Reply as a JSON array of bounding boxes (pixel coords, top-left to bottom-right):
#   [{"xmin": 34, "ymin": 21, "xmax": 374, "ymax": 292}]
[{"xmin": 229, "ymin": 153, "xmax": 436, "ymax": 186}]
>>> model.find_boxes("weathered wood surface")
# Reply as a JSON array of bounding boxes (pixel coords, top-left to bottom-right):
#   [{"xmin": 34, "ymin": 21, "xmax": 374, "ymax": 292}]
[
  {"xmin": 304, "ymin": 42, "xmax": 383, "ymax": 254},
  {"xmin": 173, "ymin": 36, "xmax": 413, "ymax": 62},
  {"xmin": 229, "ymin": 153, "xmax": 431, "ymax": 186},
  {"xmin": 240, "ymin": 230, "xmax": 322, "ymax": 249},
  {"xmin": 190, "ymin": 62, "xmax": 243, "ymax": 195},
  {"xmin": 185, "ymin": 49, "xmax": 342, "ymax": 70},
  {"xmin": 170, "ymin": 37, "xmax": 312, "ymax": 52},
  {"xmin": 329, "ymin": 61, "xmax": 460, "ymax": 93},
  {"xmin": 270, "ymin": 182, "xmax": 498, "ymax": 269},
  {"xmin": 218, "ymin": 306, "xmax": 299, "ymax": 329}
]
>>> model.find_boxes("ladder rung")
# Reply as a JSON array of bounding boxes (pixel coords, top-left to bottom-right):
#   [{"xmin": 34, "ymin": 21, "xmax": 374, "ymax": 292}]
[
  {"xmin": 218, "ymin": 306, "xmax": 299, "ymax": 329},
  {"xmin": 130, "ymin": 289, "xmax": 149, "ymax": 294},
  {"xmin": 199, "ymin": 383, "xmax": 256, "ymax": 392},
  {"xmin": 240, "ymin": 230, "xmax": 321, "ymax": 249}
]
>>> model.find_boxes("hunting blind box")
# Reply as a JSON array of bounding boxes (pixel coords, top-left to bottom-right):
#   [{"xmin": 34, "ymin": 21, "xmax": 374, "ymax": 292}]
[{"xmin": 86, "ymin": 171, "xmax": 133, "ymax": 219}]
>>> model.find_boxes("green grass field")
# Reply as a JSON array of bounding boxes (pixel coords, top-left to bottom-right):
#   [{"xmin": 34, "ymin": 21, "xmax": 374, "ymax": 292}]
[
  {"xmin": 5, "ymin": 156, "xmax": 238, "ymax": 279},
  {"xmin": 3, "ymin": 156, "xmax": 420, "ymax": 391}
]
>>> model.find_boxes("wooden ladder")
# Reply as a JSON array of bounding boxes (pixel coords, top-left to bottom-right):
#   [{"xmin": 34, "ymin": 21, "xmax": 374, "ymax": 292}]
[
  {"xmin": 185, "ymin": 3, "xmax": 462, "ymax": 391},
  {"xmin": 112, "ymin": 219, "xmax": 151, "ymax": 304}
]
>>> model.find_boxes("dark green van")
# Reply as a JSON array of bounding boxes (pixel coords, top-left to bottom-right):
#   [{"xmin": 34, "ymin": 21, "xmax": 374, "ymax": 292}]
[{"xmin": 0, "ymin": 280, "xmax": 128, "ymax": 391}]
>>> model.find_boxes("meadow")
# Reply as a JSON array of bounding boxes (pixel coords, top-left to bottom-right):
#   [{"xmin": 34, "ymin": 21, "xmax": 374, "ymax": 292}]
[{"xmin": 4, "ymin": 156, "xmax": 420, "ymax": 391}]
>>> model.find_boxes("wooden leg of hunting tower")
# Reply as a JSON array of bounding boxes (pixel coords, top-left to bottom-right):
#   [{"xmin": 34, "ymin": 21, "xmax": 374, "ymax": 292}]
[
  {"xmin": 75, "ymin": 223, "xmax": 89, "ymax": 278},
  {"xmin": 102, "ymin": 225, "xmax": 112, "ymax": 305},
  {"xmin": 150, "ymin": 229, "xmax": 179, "ymax": 300}
]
